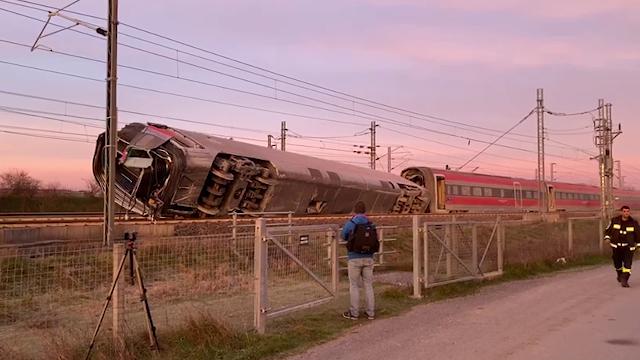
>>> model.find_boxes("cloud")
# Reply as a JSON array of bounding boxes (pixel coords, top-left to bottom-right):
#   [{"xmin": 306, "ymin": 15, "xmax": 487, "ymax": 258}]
[
  {"xmin": 364, "ymin": 0, "xmax": 640, "ymax": 20},
  {"xmin": 305, "ymin": 22, "xmax": 640, "ymax": 70}
]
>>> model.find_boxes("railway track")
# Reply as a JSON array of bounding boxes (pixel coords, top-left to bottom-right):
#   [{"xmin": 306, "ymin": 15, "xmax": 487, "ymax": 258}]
[{"xmin": 0, "ymin": 210, "xmax": 598, "ymax": 227}]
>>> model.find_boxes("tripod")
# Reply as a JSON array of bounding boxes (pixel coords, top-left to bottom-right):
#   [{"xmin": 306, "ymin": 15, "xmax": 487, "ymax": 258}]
[{"xmin": 85, "ymin": 234, "xmax": 159, "ymax": 359}]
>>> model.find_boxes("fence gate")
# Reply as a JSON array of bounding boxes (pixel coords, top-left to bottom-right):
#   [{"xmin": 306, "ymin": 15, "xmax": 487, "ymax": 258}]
[
  {"xmin": 412, "ymin": 216, "xmax": 504, "ymax": 297},
  {"xmin": 254, "ymin": 219, "xmax": 339, "ymax": 333}
]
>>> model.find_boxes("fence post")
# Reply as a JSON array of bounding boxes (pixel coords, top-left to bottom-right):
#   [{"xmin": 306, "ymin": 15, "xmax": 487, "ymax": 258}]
[
  {"xmin": 412, "ymin": 215, "xmax": 422, "ymax": 298},
  {"xmin": 599, "ymin": 217, "xmax": 604, "ymax": 254},
  {"xmin": 254, "ymin": 218, "xmax": 268, "ymax": 334},
  {"xmin": 497, "ymin": 221, "xmax": 504, "ymax": 274},
  {"xmin": 378, "ymin": 228, "xmax": 385, "ymax": 265},
  {"xmin": 329, "ymin": 229, "xmax": 338, "ymax": 295},
  {"xmin": 232, "ymin": 213, "xmax": 237, "ymax": 245},
  {"xmin": 471, "ymin": 224, "xmax": 478, "ymax": 275},
  {"xmin": 568, "ymin": 219, "xmax": 574, "ymax": 255},
  {"xmin": 423, "ymin": 223, "xmax": 429, "ymax": 289},
  {"xmin": 445, "ymin": 223, "xmax": 452, "ymax": 277},
  {"xmin": 112, "ymin": 242, "xmax": 126, "ymax": 354},
  {"xmin": 288, "ymin": 211, "xmax": 293, "ymax": 244}
]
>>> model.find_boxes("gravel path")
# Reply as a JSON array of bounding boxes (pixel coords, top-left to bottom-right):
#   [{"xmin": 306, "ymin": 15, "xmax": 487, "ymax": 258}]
[{"xmin": 287, "ymin": 265, "xmax": 640, "ymax": 360}]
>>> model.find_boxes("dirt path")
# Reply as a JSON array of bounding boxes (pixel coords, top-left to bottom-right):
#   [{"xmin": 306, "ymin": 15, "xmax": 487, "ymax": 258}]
[{"xmin": 287, "ymin": 265, "xmax": 640, "ymax": 360}]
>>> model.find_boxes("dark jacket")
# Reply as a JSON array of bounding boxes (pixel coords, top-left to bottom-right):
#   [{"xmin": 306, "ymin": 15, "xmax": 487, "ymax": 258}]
[
  {"xmin": 605, "ymin": 215, "xmax": 639, "ymax": 247},
  {"xmin": 341, "ymin": 213, "xmax": 374, "ymax": 260}
]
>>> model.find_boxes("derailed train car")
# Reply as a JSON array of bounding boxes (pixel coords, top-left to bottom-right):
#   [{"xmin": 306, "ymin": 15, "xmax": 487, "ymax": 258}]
[{"xmin": 93, "ymin": 122, "xmax": 430, "ymax": 218}]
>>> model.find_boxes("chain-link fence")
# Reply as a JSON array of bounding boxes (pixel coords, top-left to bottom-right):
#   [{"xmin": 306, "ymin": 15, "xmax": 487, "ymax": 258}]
[
  {"xmin": 0, "ymin": 214, "xmax": 606, "ymax": 358},
  {"xmin": 413, "ymin": 216, "xmax": 606, "ymax": 295}
]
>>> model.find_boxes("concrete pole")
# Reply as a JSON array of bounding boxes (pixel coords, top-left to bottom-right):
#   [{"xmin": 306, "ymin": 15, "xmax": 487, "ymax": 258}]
[
  {"xmin": 254, "ymin": 218, "xmax": 268, "ymax": 334},
  {"xmin": 104, "ymin": 0, "xmax": 119, "ymax": 246},
  {"xmin": 387, "ymin": 146, "xmax": 392, "ymax": 173},
  {"xmin": 412, "ymin": 215, "xmax": 422, "ymax": 298},
  {"xmin": 280, "ymin": 121, "xmax": 286, "ymax": 152},
  {"xmin": 536, "ymin": 88, "xmax": 546, "ymax": 212}
]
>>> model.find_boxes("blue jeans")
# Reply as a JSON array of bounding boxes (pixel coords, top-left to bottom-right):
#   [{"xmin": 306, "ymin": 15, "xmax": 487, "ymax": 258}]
[{"xmin": 347, "ymin": 257, "xmax": 374, "ymax": 317}]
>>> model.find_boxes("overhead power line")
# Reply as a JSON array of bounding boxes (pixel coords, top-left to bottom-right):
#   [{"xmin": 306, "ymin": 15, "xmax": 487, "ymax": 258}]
[
  {"xmin": 1, "ymin": 1, "xmax": 546, "ymax": 141},
  {"xmin": 457, "ymin": 108, "xmax": 537, "ymax": 170}
]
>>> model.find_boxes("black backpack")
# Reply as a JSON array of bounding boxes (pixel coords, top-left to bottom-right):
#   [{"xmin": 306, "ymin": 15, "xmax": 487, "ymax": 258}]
[{"xmin": 347, "ymin": 220, "xmax": 379, "ymax": 254}]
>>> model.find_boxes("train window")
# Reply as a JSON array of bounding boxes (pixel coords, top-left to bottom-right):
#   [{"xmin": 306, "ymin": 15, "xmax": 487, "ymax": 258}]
[
  {"xmin": 492, "ymin": 188, "xmax": 501, "ymax": 197},
  {"xmin": 533, "ymin": 192, "xmax": 538, "ymax": 199},
  {"xmin": 327, "ymin": 171, "xmax": 341, "ymax": 185},
  {"xmin": 504, "ymin": 189, "xmax": 514, "ymax": 198},
  {"xmin": 472, "ymin": 187, "xmax": 483, "ymax": 197},
  {"xmin": 483, "ymin": 188, "xmax": 493, "ymax": 197},
  {"xmin": 307, "ymin": 168, "xmax": 323, "ymax": 180},
  {"xmin": 461, "ymin": 186, "xmax": 471, "ymax": 196},
  {"xmin": 524, "ymin": 191, "xmax": 532, "ymax": 199}
]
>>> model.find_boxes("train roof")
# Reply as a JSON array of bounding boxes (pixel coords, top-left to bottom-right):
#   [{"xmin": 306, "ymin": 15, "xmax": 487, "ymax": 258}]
[{"xmin": 140, "ymin": 123, "xmax": 419, "ymax": 188}]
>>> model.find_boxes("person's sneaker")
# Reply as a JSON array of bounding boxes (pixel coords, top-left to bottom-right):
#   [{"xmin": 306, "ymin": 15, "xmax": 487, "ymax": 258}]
[
  {"xmin": 366, "ymin": 314, "xmax": 375, "ymax": 320},
  {"xmin": 342, "ymin": 311, "xmax": 358, "ymax": 320}
]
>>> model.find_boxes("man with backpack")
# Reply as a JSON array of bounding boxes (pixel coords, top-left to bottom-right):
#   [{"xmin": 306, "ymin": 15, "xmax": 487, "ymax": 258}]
[{"xmin": 341, "ymin": 201, "xmax": 378, "ymax": 320}]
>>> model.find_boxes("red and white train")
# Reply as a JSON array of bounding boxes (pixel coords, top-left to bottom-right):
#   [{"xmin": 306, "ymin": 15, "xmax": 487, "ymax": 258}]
[{"xmin": 401, "ymin": 167, "xmax": 640, "ymax": 213}]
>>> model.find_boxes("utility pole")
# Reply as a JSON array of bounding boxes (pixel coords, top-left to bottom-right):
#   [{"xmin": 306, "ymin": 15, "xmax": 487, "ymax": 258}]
[
  {"xmin": 615, "ymin": 160, "xmax": 623, "ymax": 189},
  {"xmin": 267, "ymin": 135, "xmax": 276, "ymax": 149},
  {"xmin": 594, "ymin": 100, "xmax": 622, "ymax": 219},
  {"xmin": 370, "ymin": 121, "xmax": 377, "ymax": 170},
  {"xmin": 280, "ymin": 121, "xmax": 287, "ymax": 151},
  {"xmin": 550, "ymin": 162, "xmax": 557, "ymax": 182},
  {"xmin": 536, "ymin": 89, "xmax": 546, "ymax": 212},
  {"xmin": 104, "ymin": 0, "xmax": 119, "ymax": 246},
  {"xmin": 387, "ymin": 146, "xmax": 392, "ymax": 173}
]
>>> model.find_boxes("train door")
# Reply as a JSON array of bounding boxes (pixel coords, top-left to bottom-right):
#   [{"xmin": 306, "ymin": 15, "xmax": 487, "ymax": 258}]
[
  {"xmin": 513, "ymin": 182, "xmax": 523, "ymax": 209},
  {"xmin": 548, "ymin": 185, "xmax": 557, "ymax": 211},
  {"xmin": 435, "ymin": 175, "xmax": 446, "ymax": 211}
]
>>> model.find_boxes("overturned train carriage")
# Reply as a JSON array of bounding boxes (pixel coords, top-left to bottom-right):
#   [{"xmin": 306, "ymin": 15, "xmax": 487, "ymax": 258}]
[{"xmin": 92, "ymin": 123, "xmax": 430, "ymax": 218}]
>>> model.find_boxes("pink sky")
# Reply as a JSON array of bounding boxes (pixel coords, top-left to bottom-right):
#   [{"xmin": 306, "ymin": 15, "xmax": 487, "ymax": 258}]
[{"xmin": 1, "ymin": 0, "xmax": 639, "ymax": 190}]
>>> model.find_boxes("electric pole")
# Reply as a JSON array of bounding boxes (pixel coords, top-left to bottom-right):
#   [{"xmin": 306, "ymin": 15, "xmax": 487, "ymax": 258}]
[
  {"xmin": 550, "ymin": 162, "xmax": 557, "ymax": 182},
  {"xmin": 387, "ymin": 146, "xmax": 391, "ymax": 173},
  {"xmin": 104, "ymin": 0, "xmax": 119, "ymax": 246},
  {"xmin": 536, "ymin": 89, "xmax": 547, "ymax": 212},
  {"xmin": 370, "ymin": 121, "xmax": 377, "ymax": 170},
  {"xmin": 594, "ymin": 100, "xmax": 622, "ymax": 219},
  {"xmin": 267, "ymin": 135, "xmax": 276, "ymax": 149},
  {"xmin": 280, "ymin": 121, "xmax": 287, "ymax": 151},
  {"xmin": 615, "ymin": 160, "xmax": 623, "ymax": 189}
]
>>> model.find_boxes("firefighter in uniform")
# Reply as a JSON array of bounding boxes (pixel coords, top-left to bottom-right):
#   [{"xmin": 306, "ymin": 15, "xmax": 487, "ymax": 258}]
[{"xmin": 604, "ymin": 205, "xmax": 640, "ymax": 287}]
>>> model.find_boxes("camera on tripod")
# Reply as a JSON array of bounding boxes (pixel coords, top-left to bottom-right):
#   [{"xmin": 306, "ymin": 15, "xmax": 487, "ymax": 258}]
[
  {"xmin": 124, "ymin": 231, "xmax": 137, "ymax": 241},
  {"xmin": 122, "ymin": 231, "xmax": 138, "ymax": 249}
]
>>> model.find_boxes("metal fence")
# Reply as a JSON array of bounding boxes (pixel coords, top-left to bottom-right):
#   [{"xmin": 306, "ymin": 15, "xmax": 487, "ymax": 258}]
[
  {"xmin": 0, "ymin": 214, "xmax": 607, "ymax": 358},
  {"xmin": 254, "ymin": 220, "xmax": 339, "ymax": 333},
  {"xmin": 412, "ymin": 215, "xmax": 606, "ymax": 296},
  {"xmin": 412, "ymin": 216, "xmax": 503, "ymax": 296}
]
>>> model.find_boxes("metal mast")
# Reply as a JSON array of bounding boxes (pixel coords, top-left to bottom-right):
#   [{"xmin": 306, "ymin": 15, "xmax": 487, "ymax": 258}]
[
  {"xmin": 370, "ymin": 121, "xmax": 377, "ymax": 170},
  {"xmin": 536, "ymin": 89, "xmax": 546, "ymax": 212}
]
